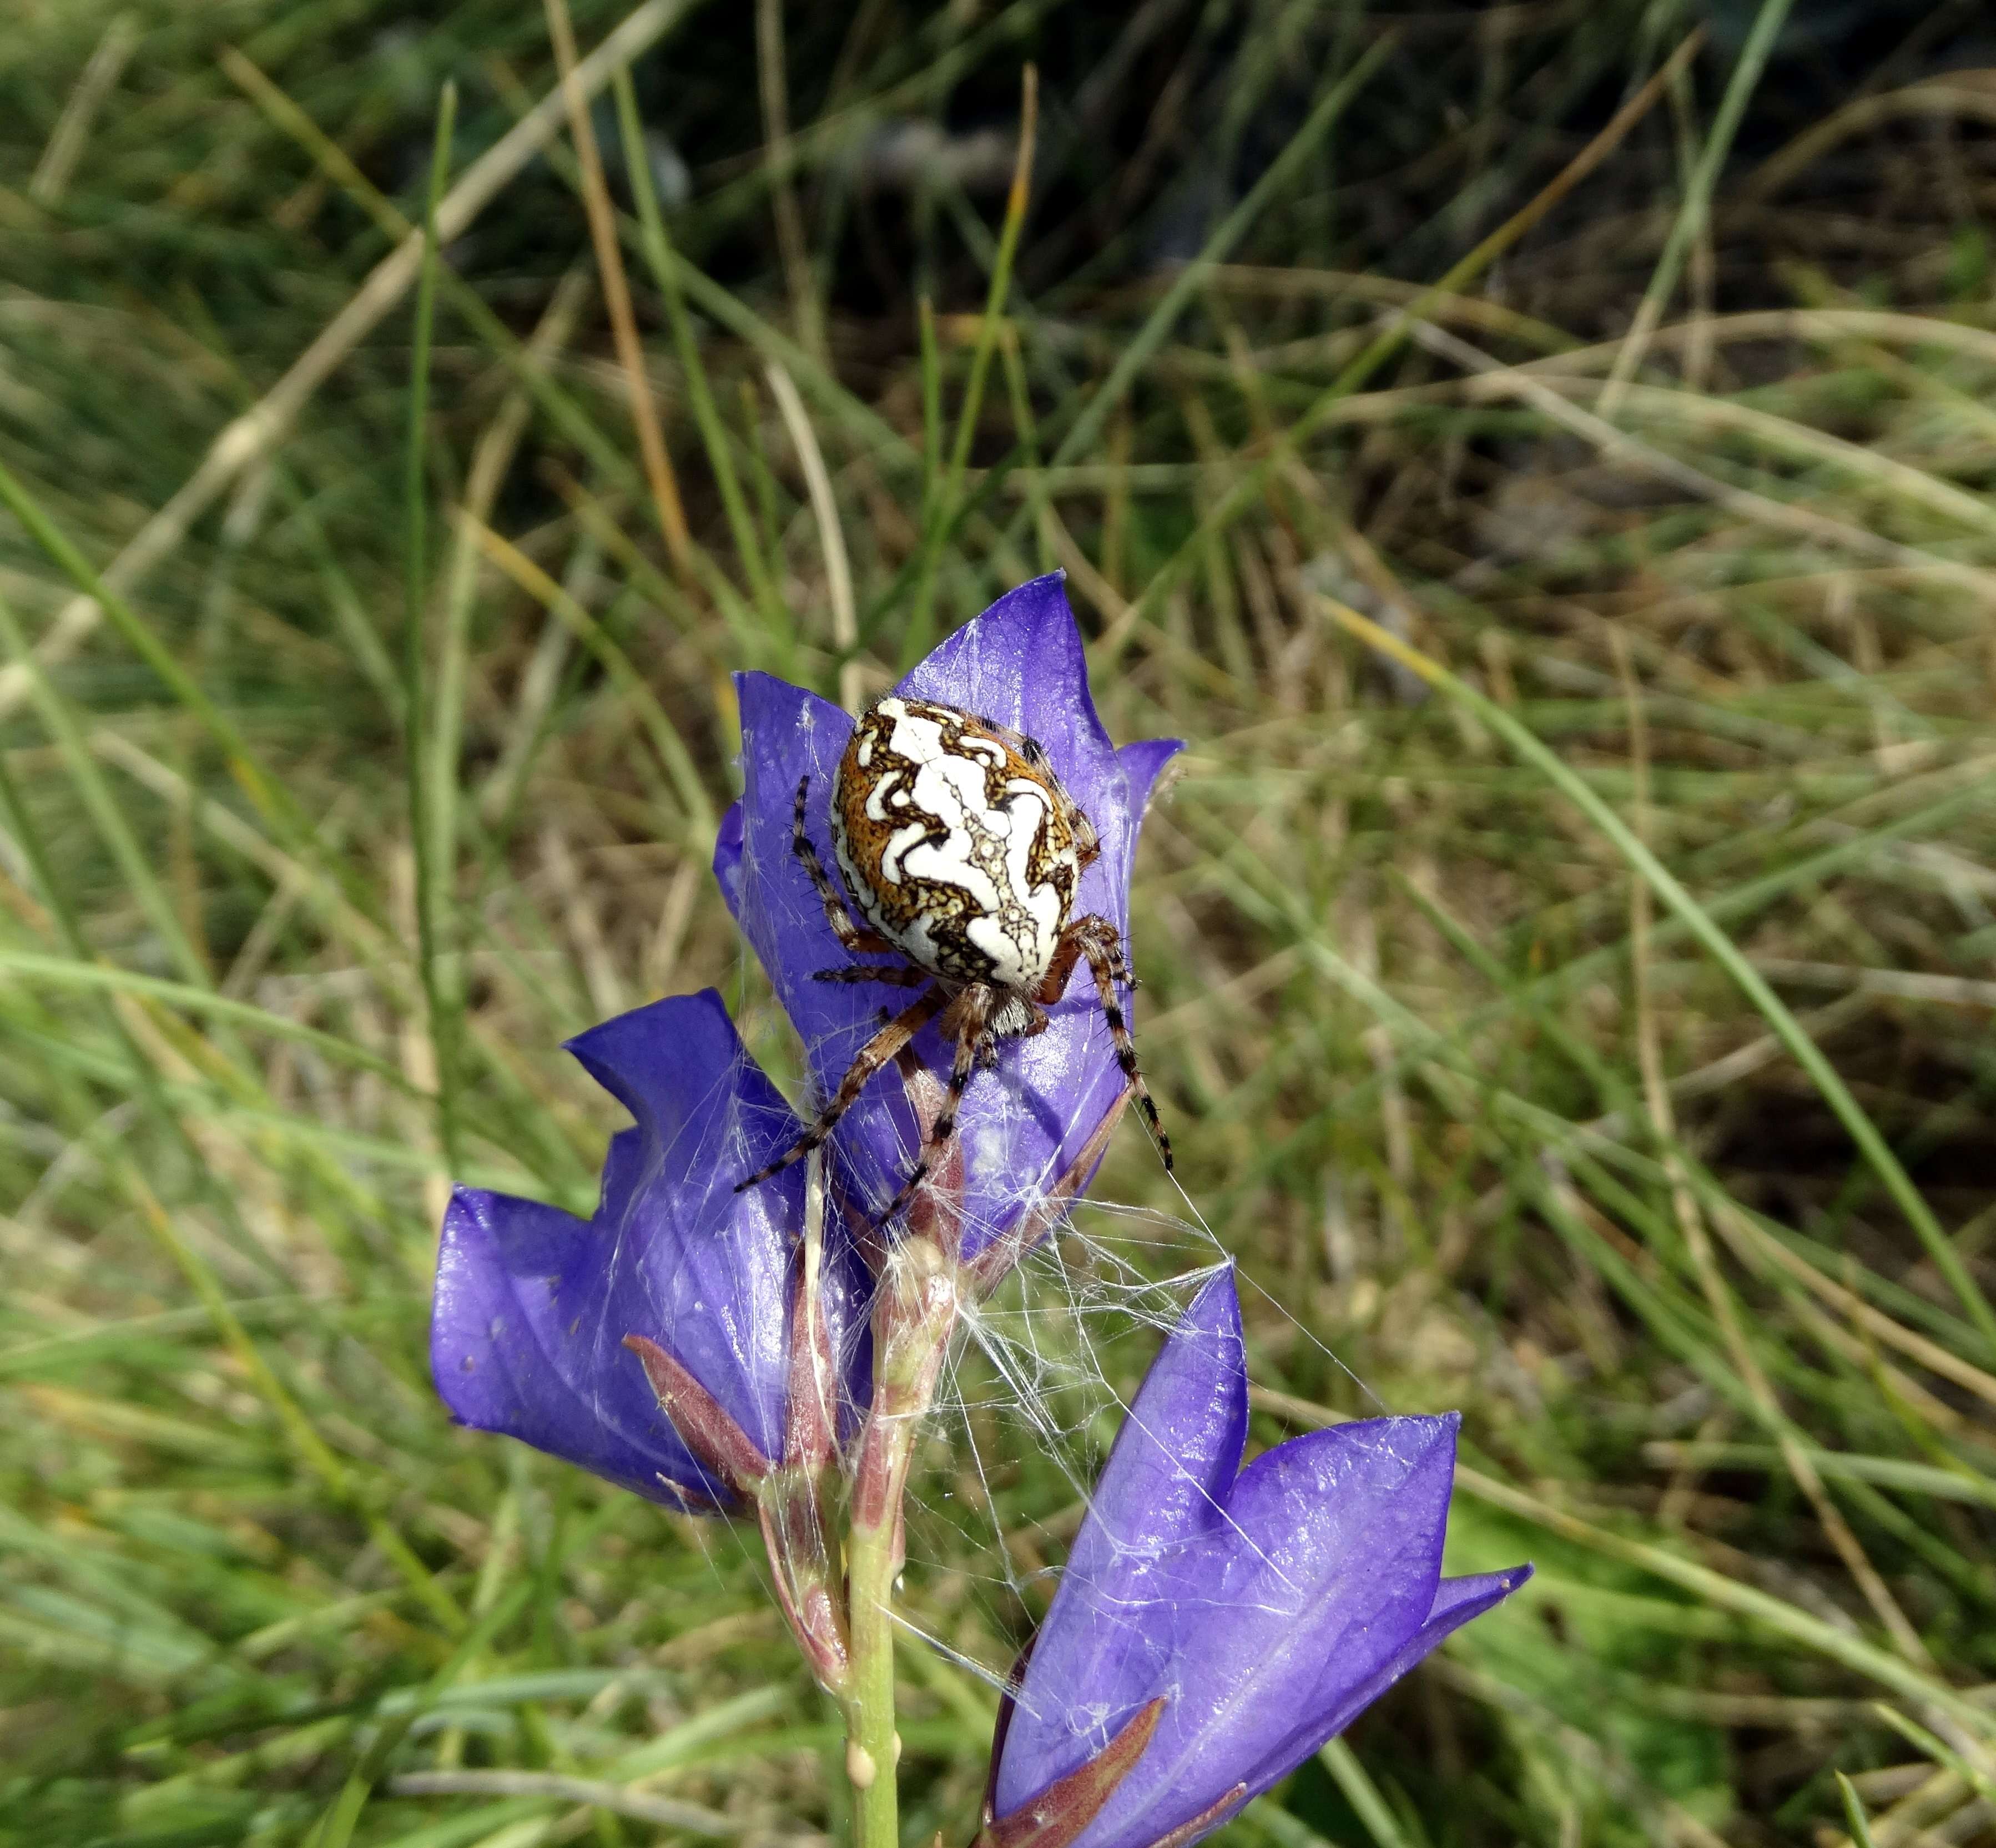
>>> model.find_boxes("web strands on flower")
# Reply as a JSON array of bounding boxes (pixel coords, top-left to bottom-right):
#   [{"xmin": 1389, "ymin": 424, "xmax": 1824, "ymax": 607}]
[
  {"xmin": 856, "ymin": 1146, "xmax": 1401, "ymax": 1701},
  {"xmin": 593, "ymin": 1069, "xmax": 785, "ymax": 1443},
  {"xmin": 879, "ymin": 1203, "xmax": 1379, "ymax": 1707},
  {"xmin": 711, "ymin": 935, "xmax": 1395, "ymax": 1729},
  {"xmin": 882, "ymin": 1223, "xmax": 1415, "ymax": 1779},
  {"xmin": 727, "ymin": 825, "xmax": 1388, "ymax": 1710},
  {"xmin": 717, "ymin": 824, "xmax": 1243, "ymax": 1690},
  {"xmin": 597, "ymin": 1025, "xmax": 795, "ymax": 1441}
]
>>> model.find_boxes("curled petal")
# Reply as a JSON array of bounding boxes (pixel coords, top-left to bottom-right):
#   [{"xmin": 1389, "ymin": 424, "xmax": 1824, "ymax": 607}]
[
  {"xmin": 434, "ymin": 1186, "xmax": 720, "ymax": 1507},
  {"xmin": 431, "ymin": 991, "xmax": 806, "ymax": 1508}
]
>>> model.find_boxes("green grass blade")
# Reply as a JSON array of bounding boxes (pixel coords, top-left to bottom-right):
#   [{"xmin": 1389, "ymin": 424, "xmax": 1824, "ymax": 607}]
[
  {"xmin": 1836, "ymin": 1772, "xmax": 1878, "ymax": 1848},
  {"xmin": 1317, "ymin": 1737, "xmax": 1414, "ymax": 1848},
  {"xmin": 1597, "ymin": 0, "xmax": 1796, "ymax": 410},
  {"xmin": 404, "ymin": 79, "xmax": 458, "ymax": 1169},
  {"xmin": 613, "ymin": 67, "xmax": 783, "ymax": 638},
  {"xmin": 1322, "ymin": 593, "xmax": 1996, "ymax": 1357}
]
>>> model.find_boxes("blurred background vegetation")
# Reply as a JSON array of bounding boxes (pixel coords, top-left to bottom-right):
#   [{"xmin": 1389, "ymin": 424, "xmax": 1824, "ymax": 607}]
[{"xmin": 4, "ymin": 0, "xmax": 1996, "ymax": 1844}]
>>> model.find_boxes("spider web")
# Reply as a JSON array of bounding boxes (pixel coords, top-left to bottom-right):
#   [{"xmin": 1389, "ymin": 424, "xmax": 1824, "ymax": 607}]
[
  {"xmin": 898, "ymin": 1191, "xmax": 1387, "ymax": 1711},
  {"xmin": 655, "ymin": 740, "xmax": 1399, "ymax": 1760},
  {"xmin": 704, "ymin": 923, "xmax": 1385, "ymax": 1722}
]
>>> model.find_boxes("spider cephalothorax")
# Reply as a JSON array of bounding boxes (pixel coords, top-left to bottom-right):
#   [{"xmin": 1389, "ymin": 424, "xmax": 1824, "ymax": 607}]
[{"xmin": 736, "ymin": 694, "xmax": 1168, "ymax": 1223}]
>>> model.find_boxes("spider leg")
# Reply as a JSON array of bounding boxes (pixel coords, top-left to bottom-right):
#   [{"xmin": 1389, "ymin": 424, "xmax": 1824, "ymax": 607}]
[
  {"xmin": 1037, "ymin": 915, "xmax": 1172, "ymax": 1173},
  {"xmin": 875, "ymin": 987, "xmax": 994, "ymax": 1229},
  {"xmin": 811, "ymin": 964, "xmax": 930, "ymax": 986},
  {"xmin": 734, "ymin": 984, "xmax": 947, "ymax": 1191},
  {"xmin": 1030, "ymin": 929, "xmax": 1086, "ymax": 1008},
  {"xmin": 791, "ymin": 774, "xmax": 893, "ymax": 956}
]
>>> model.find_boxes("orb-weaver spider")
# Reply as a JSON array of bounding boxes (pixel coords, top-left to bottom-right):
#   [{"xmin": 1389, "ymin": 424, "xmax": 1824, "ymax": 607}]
[{"xmin": 735, "ymin": 695, "xmax": 1168, "ymax": 1224}]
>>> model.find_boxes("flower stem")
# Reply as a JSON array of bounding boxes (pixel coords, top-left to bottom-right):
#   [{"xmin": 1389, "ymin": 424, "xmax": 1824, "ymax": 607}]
[
  {"xmin": 843, "ymin": 1496, "xmax": 903, "ymax": 1848},
  {"xmin": 842, "ymin": 1241, "xmax": 959, "ymax": 1848}
]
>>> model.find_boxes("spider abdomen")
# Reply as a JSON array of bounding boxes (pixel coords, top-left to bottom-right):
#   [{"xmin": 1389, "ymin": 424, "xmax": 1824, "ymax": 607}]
[{"xmin": 830, "ymin": 696, "xmax": 1090, "ymax": 989}]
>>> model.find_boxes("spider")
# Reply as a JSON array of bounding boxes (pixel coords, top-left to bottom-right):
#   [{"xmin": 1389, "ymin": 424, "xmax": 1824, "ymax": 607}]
[{"xmin": 735, "ymin": 694, "xmax": 1169, "ymax": 1226}]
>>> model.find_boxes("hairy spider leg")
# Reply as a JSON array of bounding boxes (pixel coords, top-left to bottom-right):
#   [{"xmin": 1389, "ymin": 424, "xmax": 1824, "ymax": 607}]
[
  {"xmin": 733, "ymin": 984, "xmax": 948, "ymax": 1191},
  {"xmin": 873, "ymin": 986, "xmax": 996, "ymax": 1230},
  {"xmin": 790, "ymin": 773, "xmax": 894, "ymax": 957},
  {"xmin": 1034, "ymin": 914, "xmax": 1172, "ymax": 1172}
]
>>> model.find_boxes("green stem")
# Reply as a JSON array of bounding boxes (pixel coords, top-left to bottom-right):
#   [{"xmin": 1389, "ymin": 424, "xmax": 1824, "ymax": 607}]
[
  {"xmin": 841, "ymin": 1244, "xmax": 959, "ymax": 1848},
  {"xmin": 844, "ymin": 1496, "xmax": 905, "ymax": 1848}
]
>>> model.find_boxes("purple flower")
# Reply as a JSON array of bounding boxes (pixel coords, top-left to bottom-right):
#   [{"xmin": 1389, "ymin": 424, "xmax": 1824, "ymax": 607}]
[
  {"xmin": 714, "ymin": 573, "xmax": 1180, "ymax": 1262},
  {"xmin": 432, "ymin": 989, "xmax": 848, "ymax": 1512},
  {"xmin": 985, "ymin": 1271, "xmax": 1530, "ymax": 1848}
]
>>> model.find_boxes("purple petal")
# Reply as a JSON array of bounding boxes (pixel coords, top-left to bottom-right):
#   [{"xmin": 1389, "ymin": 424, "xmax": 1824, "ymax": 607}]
[
  {"xmin": 896, "ymin": 575, "xmax": 1117, "ymax": 822},
  {"xmin": 715, "ymin": 581, "xmax": 1182, "ymax": 1259},
  {"xmin": 1287, "ymin": 1564, "xmax": 1535, "ymax": 1760},
  {"xmin": 995, "ymin": 1273, "xmax": 1530, "ymax": 1848},
  {"xmin": 1146, "ymin": 1416, "xmax": 1462, "ymax": 1811},
  {"xmin": 434, "ymin": 1186, "xmax": 717, "ymax": 1506},
  {"xmin": 720, "ymin": 672, "xmax": 869, "ymax": 1094},
  {"xmin": 431, "ymin": 991, "xmax": 804, "ymax": 1507},
  {"xmin": 1078, "ymin": 1268, "xmax": 1247, "ymax": 1557},
  {"xmin": 1002, "ymin": 1415, "xmax": 1454, "ymax": 1837},
  {"xmin": 997, "ymin": 1270, "xmax": 1246, "ymax": 1811}
]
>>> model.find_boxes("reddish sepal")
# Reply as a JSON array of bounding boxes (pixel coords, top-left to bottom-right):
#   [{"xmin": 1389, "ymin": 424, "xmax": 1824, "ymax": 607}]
[
  {"xmin": 622, "ymin": 1333, "xmax": 771, "ymax": 1495},
  {"xmin": 977, "ymin": 1697, "xmax": 1166, "ymax": 1848}
]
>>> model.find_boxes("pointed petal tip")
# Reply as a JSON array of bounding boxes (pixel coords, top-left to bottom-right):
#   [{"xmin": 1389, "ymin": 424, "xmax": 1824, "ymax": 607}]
[
  {"xmin": 735, "ymin": 667, "xmax": 853, "ymax": 736},
  {"xmin": 1181, "ymin": 1265, "xmax": 1241, "ymax": 1340},
  {"xmin": 434, "ymin": 1182, "xmax": 581, "ymax": 1274},
  {"xmin": 1417, "ymin": 1560, "xmax": 1534, "ymax": 1646},
  {"xmin": 559, "ymin": 992, "xmax": 805, "ymax": 1174},
  {"xmin": 899, "ymin": 574, "xmax": 1100, "ymax": 752},
  {"xmin": 1344, "ymin": 1406, "xmax": 1461, "ymax": 1453},
  {"xmin": 1116, "ymin": 736, "xmax": 1185, "ymax": 785},
  {"xmin": 438, "ymin": 1181, "xmax": 485, "ymax": 1241},
  {"xmin": 561, "ymin": 988, "xmax": 740, "ymax": 1122},
  {"xmin": 713, "ymin": 800, "xmax": 746, "ymax": 914}
]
